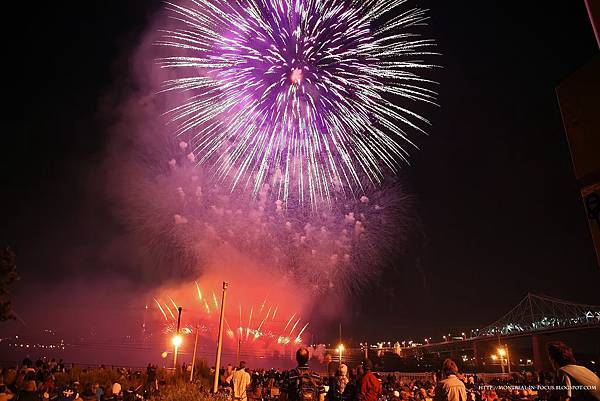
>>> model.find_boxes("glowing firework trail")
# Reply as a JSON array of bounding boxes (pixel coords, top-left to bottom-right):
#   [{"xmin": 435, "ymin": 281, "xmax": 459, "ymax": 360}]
[
  {"xmin": 246, "ymin": 306, "xmax": 254, "ymax": 340},
  {"xmin": 288, "ymin": 318, "xmax": 301, "ymax": 337},
  {"xmin": 253, "ymin": 305, "xmax": 271, "ymax": 340},
  {"xmin": 168, "ymin": 297, "xmax": 178, "ymax": 311},
  {"xmin": 164, "ymin": 302, "xmax": 176, "ymax": 319},
  {"xmin": 211, "ymin": 291, "xmax": 219, "ymax": 310},
  {"xmin": 296, "ymin": 322, "xmax": 310, "ymax": 340},
  {"xmin": 158, "ymin": 0, "xmax": 438, "ymax": 205},
  {"xmin": 259, "ymin": 298, "xmax": 267, "ymax": 315},
  {"xmin": 194, "ymin": 281, "xmax": 202, "ymax": 301},
  {"xmin": 239, "ymin": 304, "xmax": 243, "ymax": 337},
  {"xmin": 203, "ymin": 299, "xmax": 210, "ymax": 314},
  {"xmin": 154, "ymin": 299, "xmax": 168, "ymax": 321},
  {"xmin": 282, "ymin": 313, "xmax": 296, "ymax": 333},
  {"xmin": 272, "ymin": 305, "xmax": 278, "ymax": 321},
  {"xmin": 225, "ymin": 318, "xmax": 234, "ymax": 339}
]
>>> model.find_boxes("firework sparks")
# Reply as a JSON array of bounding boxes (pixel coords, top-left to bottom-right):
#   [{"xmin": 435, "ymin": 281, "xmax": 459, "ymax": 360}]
[
  {"xmin": 154, "ymin": 284, "xmax": 309, "ymax": 355},
  {"xmin": 157, "ymin": 0, "xmax": 438, "ymax": 206}
]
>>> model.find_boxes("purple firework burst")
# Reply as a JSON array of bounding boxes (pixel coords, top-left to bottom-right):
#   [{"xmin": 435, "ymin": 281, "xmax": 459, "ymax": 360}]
[{"xmin": 157, "ymin": 0, "xmax": 438, "ymax": 207}]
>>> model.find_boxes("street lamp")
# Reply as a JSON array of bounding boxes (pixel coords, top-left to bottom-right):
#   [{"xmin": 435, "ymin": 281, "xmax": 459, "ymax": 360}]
[
  {"xmin": 172, "ymin": 306, "xmax": 183, "ymax": 369},
  {"xmin": 172, "ymin": 334, "xmax": 183, "ymax": 347},
  {"xmin": 497, "ymin": 345, "xmax": 511, "ymax": 374},
  {"xmin": 212, "ymin": 281, "xmax": 229, "ymax": 394},
  {"xmin": 172, "ymin": 334, "xmax": 183, "ymax": 368},
  {"xmin": 337, "ymin": 344, "xmax": 345, "ymax": 363}
]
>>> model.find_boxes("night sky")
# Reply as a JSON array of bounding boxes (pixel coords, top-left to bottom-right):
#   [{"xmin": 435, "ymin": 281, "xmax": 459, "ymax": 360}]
[{"xmin": 1, "ymin": 0, "xmax": 599, "ymax": 345}]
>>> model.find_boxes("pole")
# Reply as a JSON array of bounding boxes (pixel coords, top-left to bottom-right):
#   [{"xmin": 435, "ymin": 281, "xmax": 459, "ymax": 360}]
[
  {"xmin": 213, "ymin": 282, "xmax": 228, "ymax": 394},
  {"xmin": 364, "ymin": 342, "xmax": 368, "ymax": 360},
  {"xmin": 173, "ymin": 307, "xmax": 183, "ymax": 369},
  {"xmin": 237, "ymin": 338, "xmax": 241, "ymax": 365},
  {"xmin": 505, "ymin": 344, "xmax": 511, "ymax": 374},
  {"xmin": 339, "ymin": 323, "xmax": 342, "ymax": 364},
  {"xmin": 190, "ymin": 324, "xmax": 200, "ymax": 382}
]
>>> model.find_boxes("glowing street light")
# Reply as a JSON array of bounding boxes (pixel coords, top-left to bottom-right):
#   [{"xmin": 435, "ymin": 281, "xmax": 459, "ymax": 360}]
[
  {"xmin": 337, "ymin": 344, "xmax": 345, "ymax": 363},
  {"xmin": 491, "ymin": 354, "xmax": 498, "ymax": 361},
  {"xmin": 496, "ymin": 344, "xmax": 511, "ymax": 374},
  {"xmin": 172, "ymin": 306, "xmax": 183, "ymax": 369},
  {"xmin": 172, "ymin": 335, "xmax": 183, "ymax": 347}
]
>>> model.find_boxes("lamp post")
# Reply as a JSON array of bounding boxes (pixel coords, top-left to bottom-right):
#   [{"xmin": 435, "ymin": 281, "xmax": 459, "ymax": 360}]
[
  {"xmin": 172, "ymin": 306, "xmax": 183, "ymax": 370},
  {"xmin": 337, "ymin": 344, "xmax": 345, "ymax": 363},
  {"xmin": 189, "ymin": 324, "xmax": 200, "ymax": 382},
  {"xmin": 498, "ymin": 344, "xmax": 511, "ymax": 374},
  {"xmin": 212, "ymin": 281, "xmax": 228, "ymax": 394}
]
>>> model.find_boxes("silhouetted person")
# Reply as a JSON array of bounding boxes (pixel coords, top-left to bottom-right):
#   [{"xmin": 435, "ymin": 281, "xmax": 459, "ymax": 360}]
[
  {"xmin": 547, "ymin": 341, "xmax": 600, "ymax": 401},
  {"xmin": 327, "ymin": 364, "xmax": 354, "ymax": 401},
  {"xmin": 358, "ymin": 359, "xmax": 381, "ymax": 401},
  {"xmin": 281, "ymin": 348, "xmax": 325, "ymax": 401},
  {"xmin": 433, "ymin": 359, "xmax": 466, "ymax": 401},
  {"xmin": 232, "ymin": 361, "xmax": 251, "ymax": 401},
  {"xmin": 17, "ymin": 381, "xmax": 39, "ymax": 401}
]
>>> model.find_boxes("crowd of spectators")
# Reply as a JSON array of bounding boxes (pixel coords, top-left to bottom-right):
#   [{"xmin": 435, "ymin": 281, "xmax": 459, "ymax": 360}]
[
  {"xmin": 0, "ymin": 358, "xmax": 155, "ymax": 401},
  {"xmin": 1, "ymin": 341, "xmax": 598, "ymax": 401}
]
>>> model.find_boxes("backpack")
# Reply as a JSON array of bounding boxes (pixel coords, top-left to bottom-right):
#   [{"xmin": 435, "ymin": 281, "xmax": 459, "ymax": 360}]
[{"xmin": 290, "ymin": 368, "xmax": 320, "ymax": 401}]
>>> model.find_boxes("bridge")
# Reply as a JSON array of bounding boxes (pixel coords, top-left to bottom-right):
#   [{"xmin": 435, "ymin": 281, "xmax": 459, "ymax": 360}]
[
  {"xmin": 363, "ymin": 293, "xmax": 600, "ymax": 371},
  {"xmin": 477, "ymin": 293, "xmax": 600, "ymax": 337}
]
